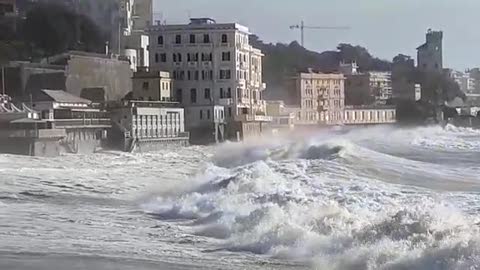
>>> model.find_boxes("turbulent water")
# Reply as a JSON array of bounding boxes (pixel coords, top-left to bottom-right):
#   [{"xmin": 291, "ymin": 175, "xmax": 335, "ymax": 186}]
[{"xmin": 2, "ymin": 125, "xmax": 480, "ymax": 270}]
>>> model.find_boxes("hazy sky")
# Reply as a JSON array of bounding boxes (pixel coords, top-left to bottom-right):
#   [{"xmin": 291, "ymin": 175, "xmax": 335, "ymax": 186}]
[{"xmin": 154, "ymin": 0, "xmax": 480, "ymax": 70}]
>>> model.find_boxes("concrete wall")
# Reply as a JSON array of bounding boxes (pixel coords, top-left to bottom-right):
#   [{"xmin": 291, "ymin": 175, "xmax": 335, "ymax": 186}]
[
  {"xmin": 0, "ymin": 138, "xmax": 61, "ymax": 157},
  {"xmin": 66, "ymin": 55, "xmax": 132, "ymax": 101},
  {"xmin": 3, "ymin": 65, "xmax": 66, "ymax": 99}
]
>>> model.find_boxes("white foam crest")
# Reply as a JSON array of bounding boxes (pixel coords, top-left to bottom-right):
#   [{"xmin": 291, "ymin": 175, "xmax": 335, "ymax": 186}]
[{"xmin": 143, "ymin": 152, "xmax": 480, "ymax": 269}]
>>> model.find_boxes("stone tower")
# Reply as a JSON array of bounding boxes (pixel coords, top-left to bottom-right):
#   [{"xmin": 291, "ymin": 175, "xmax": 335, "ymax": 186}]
[{"xmin": 417, "ymin": 29, "xmax": 443, "ymax": 73}]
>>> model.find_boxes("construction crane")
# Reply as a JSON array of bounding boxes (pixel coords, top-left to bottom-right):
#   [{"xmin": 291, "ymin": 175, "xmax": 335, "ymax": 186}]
[{"xmin": 289, "ymin": 20, "xmax": 350, "ymax": 47}]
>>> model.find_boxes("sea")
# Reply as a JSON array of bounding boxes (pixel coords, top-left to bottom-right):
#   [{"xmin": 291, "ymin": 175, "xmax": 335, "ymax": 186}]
[{"xmin": 1, "ymin": 125, "xmax": 480, "ymax": 270}]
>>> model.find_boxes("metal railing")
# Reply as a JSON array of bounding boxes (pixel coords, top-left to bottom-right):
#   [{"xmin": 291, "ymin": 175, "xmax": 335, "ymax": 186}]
[{"xmin": 53, "ymin": 118, "xmax": 111, "ymax": 128}]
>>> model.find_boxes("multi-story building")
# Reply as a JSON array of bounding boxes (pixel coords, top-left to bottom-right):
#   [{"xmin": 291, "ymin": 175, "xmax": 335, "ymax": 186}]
[
  {"xmin": 417, "ymin": 29, "xmax": 443, "ymax": 73},
  {"xmin": 392, "ymin": 55, "xmax": 417, "ymax": 101},
  {"xmin": 119, "ymin": 0, "xmax": 152, "ymax": 71},
  {"xmin": 370, "ymin": 71, "xmax": 392, "ymax": 102},
  {"xmin": 0, "ymin": 0, "xmax": 15, "ymax": 16},
  {"xmin": 132, "ymin": 68, "xmax": 172, "ymax": 101},
  {"xmin": 345, "ymin": 71, "xmax": 392, "ymax": 105},
  {"xmin": 148, "ymin": 18, "xmax": 269, "ymax": 143},
  {"xmin": 286, "ymin": 71, "xmax": 345, "ymax": 126},
  {"xmin": 444, "ymin": 69, "xmax": 474, "ymax": 94}
]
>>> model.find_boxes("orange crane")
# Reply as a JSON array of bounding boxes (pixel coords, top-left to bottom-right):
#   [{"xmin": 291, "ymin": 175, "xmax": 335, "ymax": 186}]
[{"xmin": 290, "ymin": 20, "xmax": 350, "ymax": 47}]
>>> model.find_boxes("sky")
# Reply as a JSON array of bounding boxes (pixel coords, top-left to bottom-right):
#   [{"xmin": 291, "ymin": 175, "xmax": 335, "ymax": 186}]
[{"xmin": 154, "ymin": 0, "xmax": 480, "ymax": 71}]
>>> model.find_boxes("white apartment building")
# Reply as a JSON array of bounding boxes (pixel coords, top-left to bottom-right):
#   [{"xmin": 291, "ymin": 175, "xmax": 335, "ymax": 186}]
[
  {"xmin": 118, "ymin": 0, "xmax": 152, "ymax": 70},
  {"xmin": 148, "ymin": 18, "xmax": 268, "ymax": 142},
  {"xmin": 370, "ymin": 71, "xmax": 393, "ymax": 102}
]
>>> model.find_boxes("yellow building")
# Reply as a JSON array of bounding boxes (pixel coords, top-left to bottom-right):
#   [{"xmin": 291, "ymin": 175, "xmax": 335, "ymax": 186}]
[{"xmin": 286, "ymin": 71, "xmax": 345, "ymax": 126}]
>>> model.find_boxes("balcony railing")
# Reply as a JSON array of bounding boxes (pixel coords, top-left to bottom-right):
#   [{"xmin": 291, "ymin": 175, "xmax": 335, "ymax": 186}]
[
  {"xmin": 235, "ymin": 114, "xmax": 272, "ymax": 122},
  {"xmin": 187, "ymin": 62, "xmax": 198, "ymax": 68},
  {"xmin": 53, "ymin": 118, "xmax": 112, "ymax": 128},
  {"xmin": 218, "ymin": 98, "xmax": 233, "ymax": 106}
]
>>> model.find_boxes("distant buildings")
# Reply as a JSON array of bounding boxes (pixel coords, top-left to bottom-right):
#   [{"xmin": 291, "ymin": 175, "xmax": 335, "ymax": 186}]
[
  {"xmin": 265, "ymin": 100, "xmax": 296, "ymax": 133},
  {"xmin": 417, "ymin": 29, "xmax": 443, "ymax": 73},
  {"xmin": 345, "ymin": 71, "xmax": 392, "ymax": 105},
  {"xmin": 119, "ymin": 0, "xmax": 152, "ymax": 71},
  {"xmin": 286, "ymin": 71, "xmax": 345, "ymax": 126},
  {"xmin": 3, "ymin": 51, "xmax": 133, "ymax": 102},
  {"xmin": 392, "ymin": 55, "xmax": 417, "ymax": 101},
  {"xmin": 148, "ymin": 18, "xmax": 269, "ymax": 143},
  {"xmin": 444, "ymin": 69, "xmax": 475, "ymax": 94}
]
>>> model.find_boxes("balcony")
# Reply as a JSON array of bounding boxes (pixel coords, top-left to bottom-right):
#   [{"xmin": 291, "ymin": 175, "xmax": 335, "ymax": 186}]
[
  {"xmin": 173, "ymin": 62, "xmax": 182, "ymax": 68},
  {"xmin": 235, "ymin": 114, "xmax": 273, "ymax": 122},
  {"xmin": 187, "ymin": 62, "xmax": 198, "ymax": 68},
  {"xmin": 218, "ymin": 98, "xmax": 233, "ymax": 106},
  {"xmin": 220, "ymin": 42, "xmax": 231, "ymax": 48},
  {"xmin": 237, "ymin": 79, "xmax": 246, "ymax": 88},
  {"xmin": 202, "ymin": 61, "xmax": 212, "ymax": 68}
]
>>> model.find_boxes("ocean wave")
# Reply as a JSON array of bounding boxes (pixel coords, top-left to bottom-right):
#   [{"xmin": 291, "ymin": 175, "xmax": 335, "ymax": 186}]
[{"xmin": 143, "ymin": 153, "xmax": 480, "ymax": 269}]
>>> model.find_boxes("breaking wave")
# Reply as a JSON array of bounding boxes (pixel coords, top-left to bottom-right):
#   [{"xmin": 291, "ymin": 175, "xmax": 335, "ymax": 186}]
[{"xmin": 143, "ymin": 126, "xmax": 480, "ymax": 269}]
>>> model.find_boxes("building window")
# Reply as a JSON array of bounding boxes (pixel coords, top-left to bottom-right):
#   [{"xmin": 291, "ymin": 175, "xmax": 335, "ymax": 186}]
[
  {"xmin": 178, "ymin": 53, "xmax": 182, "ymax": 62},
  {"xmin": 228, "ymin": 107, "xmax": 232, "ymax": 117},
  {"xmin": 187, "ymin": 70, "xmax": 191, "ymax": 80},
  {"xmin": 190, "ymin": 88, "xmax": 197, "ymax": 103},
  {"xmin": 157, "ymin": 35, "xmax": 163, "ymax": 45},
  {"xmin": 176, "ymin": 89, "xmax": 183, "ymax": 102},
  {"xmin": 220, "ymin": 70, "xmax": 231, "ymax": 79},
  {"xmin": 142, "ymin": 82, "xmax": 149, "ymax": 90},
  {"xmin": 227, "ymin": 88, "xmax": 232, "ymax": 98},
  {"xmin": 222, "ymin": 34, "xmax": 228, "ymax": 43},
  {"xmin": 222, "ymin": 52, "xmax": 231, "ymax": 61},
  {"xmin": 194, "ymin": 70, "xmax": 199, "ymax": 80},
  {"xmin": 190, "ymin": 34, "xmax": 196, "ymax": 44},
  {"xmin": 176, "ymin": 34, "xmax": 181, "ymax": 44},
  {"xmin": 207, "ymin": 109, "xmax": 211, "ymax": 119},
  {"xmin": 203, "ymin": 34, "xmax": 210, "ymax": 43},
  {"xmin": 173, "ymin": 53, "xmax": 177, "ymax": 62},
  {"xmin": 154, "ymin": 53, "xmax": 159, "ymax": 63},
  {"xmin": 204, "ymin": 88, "xmax": 211, "ymax": 100},
  {"xmin": 160, "ymin": 53, "xmax": 167, "ymax": 62},
  {"xmin": 200, "ymin": 110, "xmax": 203, "ymax": 119}
]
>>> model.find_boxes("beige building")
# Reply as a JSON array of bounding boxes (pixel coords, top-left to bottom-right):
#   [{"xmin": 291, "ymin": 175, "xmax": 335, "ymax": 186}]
[
  {"xmin": 286, "ymin": 71, "xmax": 345, "ymax": 126},
  {"xmin": 132, "ymin": 68, "xmax": 172, "ymax": 101},
  {"xmin": 148, "ymin": 18, "xmax": 269, "ymax": 143}
]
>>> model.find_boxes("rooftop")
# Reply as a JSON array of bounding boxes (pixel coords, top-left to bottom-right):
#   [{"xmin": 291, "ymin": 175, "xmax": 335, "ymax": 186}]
[{"xmin": 39, "ymin": 90, "xmax": 92, "ymax": 104}]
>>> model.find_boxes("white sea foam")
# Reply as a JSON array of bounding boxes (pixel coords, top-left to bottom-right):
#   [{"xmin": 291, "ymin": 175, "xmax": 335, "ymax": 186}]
[
  {"xmin": 142, "ymin": 126, "xmax": 480, "ymax": 269},
  {"xmin": 2, "ymin": 125, "xmax": 480, "ymax": 269}
]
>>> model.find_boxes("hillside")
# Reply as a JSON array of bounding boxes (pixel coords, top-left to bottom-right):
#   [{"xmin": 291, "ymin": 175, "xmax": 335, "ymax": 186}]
[{"xmin": 249, "ymin": 35, "xmax": 392, "ymax": 100}]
